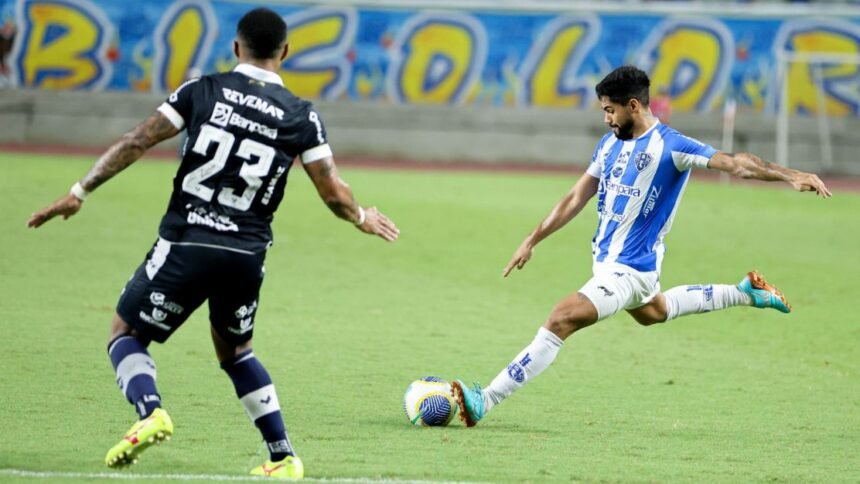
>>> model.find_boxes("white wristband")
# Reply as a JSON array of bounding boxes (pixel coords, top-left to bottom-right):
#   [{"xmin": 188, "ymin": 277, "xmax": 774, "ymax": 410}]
[
  {"xmin": 70, "ymin": 182, "xmax": 89, "ymax": 201},
  {"xmin": 354, "ymin": 206, "xmax": 366, "ymax": 225}
]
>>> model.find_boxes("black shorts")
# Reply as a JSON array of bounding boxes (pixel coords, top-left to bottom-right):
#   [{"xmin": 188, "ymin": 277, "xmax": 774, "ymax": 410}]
[{"xmin": 117, "ymin": 238, "xmax": 266, "ymax": 344}]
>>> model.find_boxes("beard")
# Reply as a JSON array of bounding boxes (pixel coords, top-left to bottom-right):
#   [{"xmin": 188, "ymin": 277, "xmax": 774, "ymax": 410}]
[{"xmin": 612, "ymin": 119, "xmax": 635, "ymax": 140}]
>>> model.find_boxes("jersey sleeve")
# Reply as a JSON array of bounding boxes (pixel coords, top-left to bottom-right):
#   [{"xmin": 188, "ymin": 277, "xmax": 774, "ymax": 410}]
[
  {"xmin": 157, "ymin": 77, "xmax": 201, "ymax": 130},
  {"xmin": 297, "ymin": 104, "xmax": 333, "ymax": 164},
  {"xmin": 669, "ymin": 133, "xmax": 717, "ymax": 171},
  {"xmin": 586, "ymin": 134, "xmax": 608, "ymax": 178}
]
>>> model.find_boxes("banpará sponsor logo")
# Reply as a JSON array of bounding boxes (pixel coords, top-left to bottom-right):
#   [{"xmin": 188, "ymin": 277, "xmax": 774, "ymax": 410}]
[
  {"xmin": 210, "ymin": 102, "xmax": 278, "ymax": 140},
  {"xmin": 605, "ymin": 180, "xmax": 641, "ymax": 197}
]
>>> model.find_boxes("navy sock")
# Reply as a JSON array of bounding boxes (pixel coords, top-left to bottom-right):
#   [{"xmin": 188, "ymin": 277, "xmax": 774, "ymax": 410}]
[
  {"xmin": 221, "ymin": 350, "xmax": 294, "ymax": 461},
  {"xmin": 108, "ymin": 335, "xmax": 162, "ymax": 419}
]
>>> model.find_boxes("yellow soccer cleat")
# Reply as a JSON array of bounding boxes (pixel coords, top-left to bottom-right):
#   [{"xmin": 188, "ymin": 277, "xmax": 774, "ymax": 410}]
[
  {"xmin": 105, "ymin": 408, "xmax": 173, "ymax": 468},
  {"xmin": 250, "ymin": 455, "xmax": 304, "ymax": 480}
]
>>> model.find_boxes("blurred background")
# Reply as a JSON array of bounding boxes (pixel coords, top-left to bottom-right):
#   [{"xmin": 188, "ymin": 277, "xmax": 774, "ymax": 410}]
[{"xmin": 1, "ymin": 0, "xmax": 859, "ymax": 175}]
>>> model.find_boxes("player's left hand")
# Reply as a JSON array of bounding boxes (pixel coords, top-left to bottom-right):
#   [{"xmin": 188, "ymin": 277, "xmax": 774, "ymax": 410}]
[
  {"xmin": 790, "ymin": 172, "xmax": 832, "ymax": 198},
  {"xmin": 26, "ymin": 194, "xmax": 83, "ymax": 228}
]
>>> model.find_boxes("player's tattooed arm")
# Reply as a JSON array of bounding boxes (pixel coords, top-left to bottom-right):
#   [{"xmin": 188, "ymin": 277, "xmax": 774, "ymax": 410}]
[
  {"xmin": 708, "ymin": 151, "xmax": 832, "ymax": 197},
  {"xmin": 26, "ymin": 111, "xmax": 180, "ymax": 228},
  {"xmin": 79, "ymin": 111, "xmax": 180, "ymax": 192},
  {"xmin": 303, "ymin": 156, "xmax": 363, "ymax": 223},
  {"xmin": 302, "ymin": 155, "xmax": 400, "ymax": 241}
]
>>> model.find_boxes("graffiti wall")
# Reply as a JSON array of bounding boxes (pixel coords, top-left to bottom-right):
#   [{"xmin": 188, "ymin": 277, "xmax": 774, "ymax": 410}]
[{"xmin": 1, "ymin": 0, "xmax": 859, "ymax": 116}]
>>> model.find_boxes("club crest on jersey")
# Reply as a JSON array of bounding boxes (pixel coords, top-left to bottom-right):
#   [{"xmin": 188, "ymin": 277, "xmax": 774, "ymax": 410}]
[{"xmin": 635, "ymin": 152, "xmax": 654, "ymax": 171}]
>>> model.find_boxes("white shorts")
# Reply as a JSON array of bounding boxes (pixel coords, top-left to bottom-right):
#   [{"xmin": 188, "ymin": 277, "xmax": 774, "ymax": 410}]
[{"xmin": 578, "ymin": 262, "xmax": 661, "ymax": 321}]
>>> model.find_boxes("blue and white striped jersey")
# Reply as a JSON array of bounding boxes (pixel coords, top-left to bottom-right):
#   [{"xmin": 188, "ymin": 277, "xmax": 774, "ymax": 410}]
[{"xmin": 585, "ymin": 121, "xmax": 717, "ymax": 273}]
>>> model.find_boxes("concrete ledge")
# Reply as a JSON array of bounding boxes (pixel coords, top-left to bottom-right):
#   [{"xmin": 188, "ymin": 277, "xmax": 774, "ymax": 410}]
[{"xmin": 1, "ymin": 89, "xmax": 858, "ymax": 174}]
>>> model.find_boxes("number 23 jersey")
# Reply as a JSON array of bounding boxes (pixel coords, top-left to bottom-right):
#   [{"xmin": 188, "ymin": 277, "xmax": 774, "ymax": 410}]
[{"xmin": 155, "ymin": 63, "xmax": 331, "ymax": 253}]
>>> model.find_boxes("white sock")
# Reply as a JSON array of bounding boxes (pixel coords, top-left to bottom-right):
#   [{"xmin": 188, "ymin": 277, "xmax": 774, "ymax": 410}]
[
  {"xmin": 663, "ymin": 284, "xmax": 752, "ymax": 321},
  {"xmin": 482, "ymin": 327, "xmax": 564, "ymax": 413}
]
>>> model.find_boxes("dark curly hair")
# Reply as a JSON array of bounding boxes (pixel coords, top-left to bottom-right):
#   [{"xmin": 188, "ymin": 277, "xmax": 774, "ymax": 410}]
[
  {"xmin": 595, "ymin": 66, "xmax": 651, "ymax": 106},
  {"xmin": 237, "ymin": 8, "xmax": 287, "ymax": 59}
]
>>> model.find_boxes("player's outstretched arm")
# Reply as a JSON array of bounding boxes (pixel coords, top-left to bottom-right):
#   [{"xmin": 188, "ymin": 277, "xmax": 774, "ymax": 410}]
[
  {"xmin": 302, "ymin": 156, "xmax": 399, "ymax": 242},
  {"xmin": 26, "ymin": 111, "xmax": 180, "ymax": 228},
  {"xmin": 503, "ymin": 173, "xmax": 599, "ymax": 277},
  {"xmin": 707, "ymin": 151, "xmax": 832, "ymax": 198}
]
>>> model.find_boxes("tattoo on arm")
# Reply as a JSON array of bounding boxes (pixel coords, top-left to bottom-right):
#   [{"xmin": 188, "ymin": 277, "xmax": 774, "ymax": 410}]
[
  {"xmin": 325, "ymin": 197, "xmax": 361, "ymax": 223},
  {"xmin": 79, "ymin": 112, "xmax": 179, "ymax": 191},
  {"xmin": 307, "ymin": 157, "xmax": 361, "ymax": 223},
  {"xmin": 728, "ymin": 152, "xmax": 796, "ymax": 182},
  {"xmin": 318, "ymin": 158, "xmax": 335, "ymax": 178}
]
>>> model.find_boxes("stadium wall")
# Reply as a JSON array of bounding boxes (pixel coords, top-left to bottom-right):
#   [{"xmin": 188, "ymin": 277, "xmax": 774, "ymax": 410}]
[
  {"xmin": 3, "ymin": 1, "xmax": 860, "ymax": 116},
  {"xmin": 1, "ymin": 0, "xmax": 859, "ymax": 173},
  {"xmin": 2, "ymin": 88, "xmax": 859, "ymax": 175}
]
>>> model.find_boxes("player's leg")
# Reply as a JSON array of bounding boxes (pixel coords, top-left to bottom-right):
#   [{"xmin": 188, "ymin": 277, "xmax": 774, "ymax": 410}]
[
  {"xmin": 628, "ymin": 271, "xmax": 790, "ymax": 325},
  {"xmin": 208, "ymin": 250, "xmax": 302, "ymax": 479},
  {"xmin": 105, "ymin": 239, "xmax": 207, "ymax": 467},
  {"xmin": 105, "ymin": 313, "xmax": 174, "ymax": 467},
  {"xmin": 107, "ymin": 315, "xmax": 163, "ymax": 420},
  {"xmin": 453, "ymin": 266, "xmax": 631, "ymax": 427}
]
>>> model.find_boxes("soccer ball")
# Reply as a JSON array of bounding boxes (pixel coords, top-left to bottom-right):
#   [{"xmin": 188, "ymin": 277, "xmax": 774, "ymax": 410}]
[{"xmin": 402, "ymin": 376, "xmax": 457, "ymax": 427}]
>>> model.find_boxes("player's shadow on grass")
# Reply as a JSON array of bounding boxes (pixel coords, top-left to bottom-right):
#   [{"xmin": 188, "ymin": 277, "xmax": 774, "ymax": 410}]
[{"xmin": 362, "ymin": 417, "xmax": 553, "ymax": 434}]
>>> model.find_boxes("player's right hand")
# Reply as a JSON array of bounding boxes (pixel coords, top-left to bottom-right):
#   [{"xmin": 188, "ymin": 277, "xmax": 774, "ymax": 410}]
[
  {"xmin": 357, "ymin": 206, "xmax": 400, "ymax": 242},
  {"xmin": 26, "ymin": 194, "xmax": 83, "ymax": 228},
  {"xmin": 503, "ymin": 239, "xmax": 535, "ymax": 277}
]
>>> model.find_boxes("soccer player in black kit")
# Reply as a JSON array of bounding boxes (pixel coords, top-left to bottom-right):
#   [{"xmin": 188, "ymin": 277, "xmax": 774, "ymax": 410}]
[{"xmin": 27, "ymin": 8, "xmax": 399, "ymax": 479}]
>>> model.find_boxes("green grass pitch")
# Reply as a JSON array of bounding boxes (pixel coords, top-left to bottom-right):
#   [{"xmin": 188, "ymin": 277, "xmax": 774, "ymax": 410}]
[{"xmin": 0, "ymin": 152, "xmax": 857, "ymax": 482}]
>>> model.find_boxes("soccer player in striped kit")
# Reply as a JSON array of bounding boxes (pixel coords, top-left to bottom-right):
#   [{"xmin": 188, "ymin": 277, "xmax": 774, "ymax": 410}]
[{"xmin": 452, "ymin": 65, "xmax": 831, "ymax": 427}]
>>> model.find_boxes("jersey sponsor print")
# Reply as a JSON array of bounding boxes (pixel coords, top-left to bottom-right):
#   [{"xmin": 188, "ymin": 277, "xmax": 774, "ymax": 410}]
[
  {"xmin": 157, "ymin": 64, "xmax": 333, "ymax": 252},
  {"xmin": 586, "ymin": 122, "xmax": 716, "ymax": 273}
]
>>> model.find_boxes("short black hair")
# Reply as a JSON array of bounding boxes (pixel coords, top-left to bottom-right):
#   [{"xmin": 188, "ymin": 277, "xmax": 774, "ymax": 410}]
[
  {"xmin": 237, "ymin": 8, "xmax": 287, "ymax": 59},
  {"xmin": 595, "ymin": 65, "xmax": 650, "ymax": 106}
]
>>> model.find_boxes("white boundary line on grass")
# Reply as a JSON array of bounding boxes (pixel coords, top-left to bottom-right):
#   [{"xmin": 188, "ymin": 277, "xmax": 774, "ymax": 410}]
[{"xmin": 0, "ymin": 469, "xmax": 474, "ymax": 483}]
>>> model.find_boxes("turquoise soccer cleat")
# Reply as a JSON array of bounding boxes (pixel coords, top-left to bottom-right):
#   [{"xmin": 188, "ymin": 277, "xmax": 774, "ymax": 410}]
[
  {"xmin": 451, "ymin": 380, "xmax": 485, "ymax": 427},
  {"xmin": 738, "ymin": 270, "xmax": 791, "ymax": 314}
]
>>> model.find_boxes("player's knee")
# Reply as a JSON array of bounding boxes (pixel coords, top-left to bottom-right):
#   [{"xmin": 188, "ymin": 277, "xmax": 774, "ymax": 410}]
[
  {"xmin": 214, "ymin": 339, "xmax": 253, "ymax": 363},
  {"xmin": 631, "ymin": 310, "xmax": 667, "ymax": 326},
  {"xmin": 544, "ymin": 310, "xmax": 593, "ymax": 339},
  {"xmin": 234, "ymin": 340, "xmax": 253, "ymax": 355},
  {"xmin": 545, "ymin": 293, "xmax": 600, "ymax": 339},
  {"xmin": 634, "ymin": 315, "xmax": 664, "ymax": 326},
  {"xmin": 108, "ymin": 313, "xmax": 144, "ymax": 345}
]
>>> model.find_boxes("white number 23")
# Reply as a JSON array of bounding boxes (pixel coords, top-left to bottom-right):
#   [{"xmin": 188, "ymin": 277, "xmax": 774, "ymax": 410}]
[{"xmin": 182, "ymin": 124, "xmax": 275, "ymax": 211}]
